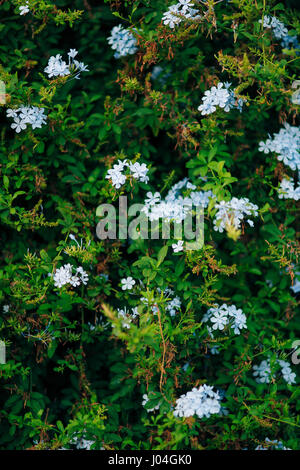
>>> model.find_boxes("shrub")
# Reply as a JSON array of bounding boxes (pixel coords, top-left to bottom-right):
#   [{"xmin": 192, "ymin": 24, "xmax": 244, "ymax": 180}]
[{"xmin": 0, "ymin": 0, "xmax": 299, "ymax": 450}]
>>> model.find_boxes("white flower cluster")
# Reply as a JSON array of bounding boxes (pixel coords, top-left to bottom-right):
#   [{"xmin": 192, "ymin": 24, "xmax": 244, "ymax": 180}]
[
  {"xmin": 259, "ymin": 123, "xmax": 300, "ymax": 171},
  {"xmin": 173, "ymin": 384, "xmax": 221, "ymax": 419},
  {"xmin": 19, "ymin": 2, "xmax": 30, "ymax": 15},
  {"xmin": 106, "ymin": 159, "xmax": 149, "ymax": 189},
  {"xmin": 142, "ymin": 393, "xmax": 161, "ymax": 412},
  {"xmin": 203, "ymin": 303, "xmax": 247, "ymax": 336},
  {"xmin": 198, "ymin": 82, "xmax": 245, "ymax": 116},
  {"xmin": 71, "ymin": 434, "xmax": 96, "ymax": 450},
  {"xmin": 260, "ymin": 15, "xmax": 299, "ymax": 50},
  {"xmin": 107, "ymin": 25, "xmax": 138, "ymax": 59},
  {"xmin": 253, "ymin": 358, "xmax": 296, "ymax": 385},
  {"xmin": 116, "ymin": 306, "xmax": 139, "ymax": 329},
  {"xmin": 53, "ymin": 264, "xmax": 89, "ymax": 288},
  {"xmin": 162, "ymin": 1, "xmax": 201, "ymax": 29},
  {"xmin": 44, "ymin": 49, "xmax": 89, "ymax": 80},
  {"xmin": 255, "ymin": 438, "xmax": 291, "ymax": 451},
  {"xmin": 278, "ymin": 178, "xmax": 300, "ymax": 201},
  {"xmin": 7, "ymin": 106, "xmax": 47, "ymax": 133},
  {"xmin": 141, "ymin": 288, "xmax": 181, "ymax": 317},
  {"xmin": 165, "ymin": 290, "xmax": 181, "ymax": 317},
  {"xmin": 143, "ymin": 178, "xmax": 214, "ymax": 223},
  {"xmin": 213, "ymin": 197, "xmax": 258, "ymax": 233}
]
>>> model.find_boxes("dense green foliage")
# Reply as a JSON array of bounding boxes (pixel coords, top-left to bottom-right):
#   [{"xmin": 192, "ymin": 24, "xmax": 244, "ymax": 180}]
[{"xmin": 0, "ymin": 0, "xmax": 299, "ymax": 450}]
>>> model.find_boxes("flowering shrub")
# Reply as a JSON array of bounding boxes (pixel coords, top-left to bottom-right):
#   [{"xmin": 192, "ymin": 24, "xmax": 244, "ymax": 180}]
[{"xmin": 0, "ymin": 0, "xmax": 299, "ymax": 451}]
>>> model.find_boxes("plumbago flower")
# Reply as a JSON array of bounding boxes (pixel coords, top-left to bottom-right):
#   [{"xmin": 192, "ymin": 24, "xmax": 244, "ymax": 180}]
[
  {"xmin": 162, "ymin": 1, "xmax": 201, "ymax": 29},
  {"xmin": 198, "ymin": 82, "xmax": 246, "ymax": 116},
  {"xmin": 213, "ymin": 197, "xmax": 258, "ymax": 233},
  {"xmin": 106, "ymin": 159, "xmax": 149, "ymax": 189},
  {"xmin": 259, "ymin": 124, "xmax": 300, "ymax": 171},
  {"xmin": 107, "ymin": 25, "xmax": 138, "ymax": 58},
  {"xmin": 172, "ymin": 240, "xmax": 184, "ymax": 253},
  {"xmin": 259, "ymin": 15, "xmax": 299, "ymax": 51},
  {"xmin": 7, "ymin": 106, "xmax": 47, "ymax": 133},
  {"xmin": 141, "ymin": 288, "xmax": 182, "ymax": 317},
  {"xmin": 44, "ymin": 49, "xmax": 89, "ymax": 80},
  {"xmin": 52, "ymin": 264, "xmax": 89, "ymax": 288},
  {"xmin": 278, "ymin": 178, "xmax": 300, "ymax": 201},
  {"xmin": 255, "ymin": 438, "xmax": 291, "ymax": 451},
  {"xmin": 253, "ymin": 357, "xmax": 296, "ymax": 385},
  {"xmin": 115, "ymin": 306, "xmax": 139, "ymax": 329},
  {"xmin": 173, "ymin": 384, "xmax": 221, "ymax": 419},
  {"xmin": 19, "ymin": 2, "xmax": 30, "ymax": 15},
  {"xmin": 120, "ymin": 276, "xmax": 136, "ymax": 290},
  {"xmin": 142, "ymin": 393, "xmax": 161, "ymax": 412},
  {"xmin": 203, "ymin": 304, "xmax": 247, "ymax": 336},
  {"xmin": 142, "ymin": 178, "xmax": 214, "ymax": 223}
]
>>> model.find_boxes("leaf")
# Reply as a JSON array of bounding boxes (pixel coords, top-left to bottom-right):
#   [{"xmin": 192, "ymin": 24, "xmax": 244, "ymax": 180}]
[
  {"xmin": 156, "ymin": 245, "xmax": 168, "ymax": 267},
  {"xmin": 3, "ymin": 175, "xmax": 9, "ymax": 190}
]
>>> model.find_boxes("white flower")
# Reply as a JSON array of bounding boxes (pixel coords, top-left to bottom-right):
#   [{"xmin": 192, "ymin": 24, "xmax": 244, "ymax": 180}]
[
  {"xmin": 166, "ymin": 296, "xmax": 181, "ymax": 316},
  {"xmin": 259, "ymin": 15, "xmax": 299, "ymax": 51},
  {"xmin": 142, "ymin": 178, "xmax": 214, "ymax": 224},
  {"xmin": 116, "ymin": 308, "xmax": 132, "ymax": 329},
  {"xmin": 203, "ymin": 304, "xmax": 247, "ymax": 336},
  {"xmin": 76, "ymin": 266, "xmax": 89, "ymax": 285},
  {"xmin": 53, "ymin": 264, "xmax": 88, "ymax": 288},
  {"xmin": 173, "ymin": 385, "xmax": 221, "ymax": 419},
  {"xmin": 107, "ymin": 25, "xmax": 138, "ymax": 59},
  {"xmin": 7, "ymin": 106, "xmax": 47, "ymax": 133},
  {"xmin": 258, "ymin": 124, "xmax": 300, "ymax": 171},
  {"xmin": 253, "ymin": 359, "xmax": 272, "ymax": 384},
  {"xmin": 106, "ymin": 168, "xmax": 126, "ymax": 189},
  {"xmin": 19, "ymin": 3, "xmax": 30, "ymax": 15},
  {"xmin": 198, "ymin": 82, "xmax": 245, "ymax": 116},
  {"xmin": 278, "ymin": 178, "xmax": 300, "ymax": 201},
  {"xmin": 142, "ymin": 394, "xmax": 160, "ymax": 412},
  {"xmin": 11, "ymin": 117, "xmax": 27, "ymax": 133},
  {"xmin": 162, "ymin": 2, "xmax": 200, "ymax": 29},
  {"xmin": 105, "ymin": 159, "xmax": 149, "ymax": 189},
  {"xmin": 131, "ymin": 307, "xmax": 139, "ymax": 318},
  {"xmin": 253, "ymin": 357, "xmax": 297, "ymax": 385},
  {"xmin": 121, "ymin": 276, "xmax": 136, "ymax": 290},
  {"xmin": 213, "ymin": 197, "xmax": 258, "ymax": 233},
  {"xmin": 145, "ymin": 192, "xmax": 161, "ymax": 206},
  {"xmin": 44, "ymin": 50, "xmax": 88, "ymax": 80},
  {"xmin": 210, "ymin": 312, "xmax": 228, "ymax": 330},
  {"xmin": 6, "ymin": 109, "xmax": 18, "ymax": 119},
  {"xmin": 68, "ymin": 49, "xmax": 78, "ymax": 59},
  {"xmin": 141, "ymin": 288, "xmax": 181, "ymax": 317},
  {"xmin": 255, "ymin": 438, "xmax": 291, "ymax": 451},
  {"xmin": 129, "ymin": 162, "xmax": 149, "ymax": 182},
  {"xmin": 172, "ymin": 240, "xmax": 184, "ymax": 253}
]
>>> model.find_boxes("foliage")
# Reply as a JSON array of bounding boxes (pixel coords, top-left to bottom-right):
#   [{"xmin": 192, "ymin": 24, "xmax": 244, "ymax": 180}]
[{"xmin": 0, "ymin": 0, "xmax": 299, "ymax": 450}]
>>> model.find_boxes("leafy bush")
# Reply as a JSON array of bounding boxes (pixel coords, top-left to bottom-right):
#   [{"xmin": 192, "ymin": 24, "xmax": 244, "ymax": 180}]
[{"xmin": 0, "ymin": 0, "xmax": 299, "ymax": 450}]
